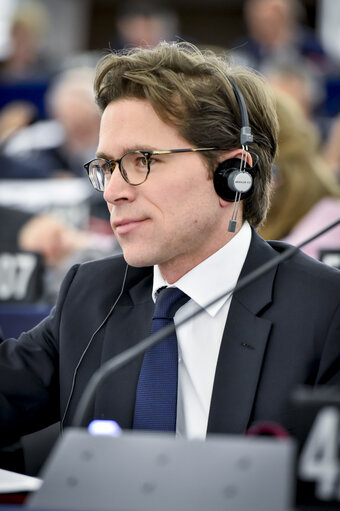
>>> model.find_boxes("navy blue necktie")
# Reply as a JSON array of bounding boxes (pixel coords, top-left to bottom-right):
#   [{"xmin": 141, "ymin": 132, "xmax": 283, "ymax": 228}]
[{"xmin": 133, "ymin": 287, "xmax": 189, "ymax": 431}]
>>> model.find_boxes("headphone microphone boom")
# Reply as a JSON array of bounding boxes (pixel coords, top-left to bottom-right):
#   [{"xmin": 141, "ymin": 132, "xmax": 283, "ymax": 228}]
[{"xmin": 213, "ymin": 76, "xmax": 257, "ymax": 233}]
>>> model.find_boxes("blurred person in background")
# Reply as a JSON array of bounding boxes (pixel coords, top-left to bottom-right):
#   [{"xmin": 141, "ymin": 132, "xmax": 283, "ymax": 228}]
[
  {"xmin": 0, "ymin": 65, "xmax": 109, "ymax": 227},
  {"xmin": 3, "ymin": 67, "xmax": 101, "ymax": 179},
  {"xmin": 264, "ymin": 61, "xmax": 335, "ymax": 144},
  {"xmin": 0, "ymin": 1, "xmax": 52, "ymax": 180},
  {"xmin": 323, "ymin": 111, "xmax": 340, "ymax": 181},
  {"xmin": 233, "ymin": 0, "xmax": 330, "ymax": 74},
  {"xmin": 0, "ymin": 204, "xmax": 119, "ymax": 305},
  {"xmin": 0, "ymin": 0, "xmax": 53, "ymax": 83},
  {"xmin": 265, "ymin": 62, "xmax": 323, "ymax": 121},
  {"xmin": 0, "ymin": 100, "xmax": 38, "ymax": 144},
  {"xmin": 264, "ymin": 61, "xmax": 340, "ymax": 178},
  {"xmin": 0, "ymin": 205, "xmax": 112, "ymax": 269},
  {"xmin": 109, "ymin": 1, "xmax": 180, "ymax": 50},
  {"xmin": 0, "ymin": 67, "xmax": 118, "ymax": 303},
  {"xmin": 0, "ymin": 99, "xmax": 49, "ymax": 179},
  {"xmin": 41, "ymin": 67, "xmax": 101, "ymax": 177},
  {"xmin": 259, "ymin": 90, "xmax": 340, "ymax": 260}
]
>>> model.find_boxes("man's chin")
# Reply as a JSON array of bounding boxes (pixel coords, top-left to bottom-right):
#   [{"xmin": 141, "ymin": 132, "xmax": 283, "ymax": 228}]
[{"xmin": 122, "ymin": 252, "xmax": 156, "ymax": 268}]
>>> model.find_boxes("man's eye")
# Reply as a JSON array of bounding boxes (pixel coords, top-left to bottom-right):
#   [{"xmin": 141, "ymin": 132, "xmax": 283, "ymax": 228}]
[
  {"xmin": 102, "ymin": 162, "xmax": 113, "ymax": 175},
  {"xmin": 135, "ymin": 156, "xmax": 159, "ymax": 167},
  {"xmin": 136, "ymin": 157, "xmax": 149, "ymax": 167}
]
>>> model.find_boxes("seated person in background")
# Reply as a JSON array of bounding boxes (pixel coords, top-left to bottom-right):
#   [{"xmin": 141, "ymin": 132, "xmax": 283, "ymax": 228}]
[
  {"xmin": 264, "ymin": 61, "xmax": 332, "ymax": 142},
  {"xmin": 0, "ymin": 205, "xmax": 118, "ymax": 304},
  {"xmin": 0, "ymin": 101, "xmax": 51, "ymax": 179},
  {"xmin": 0, "ymin": 101, "xmax": 38, "ymax": 145},
  {"xmin": 0, "ymin": 42, "xmax": 339, "ymax": 454},
  {"xmin": 233, "ymin": 0, "xmax": 331, "ymax": 74},
  {"xmin": 323, "ymin": 111, "xmax": 340, "ymax": 181},
  {"xmin": 2, "ymin": 67, "xmax": 100, "ymax": 179},
  {"xmin": 259, "ymin": 90, "xmax": 340, "ymax": 260},
  {"xmin": 0, "ymin": 0, "xmax": 52, "ymax": 83},
  {"xmin": 109, "ymin": 1, "xmax": 180, "ymax": 51},
  {"xmin": 0, "ymin": 66, "xmax": 109, "ymax": 222}
]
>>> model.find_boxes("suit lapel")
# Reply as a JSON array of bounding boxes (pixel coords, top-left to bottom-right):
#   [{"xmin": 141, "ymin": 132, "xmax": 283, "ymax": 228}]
[
  {"xmin": 208, "ymin": 230, "xmax": 278, "ymax": 434},
  {"xmin": 94, "ymin": 270, "xmax": 154, "ymax": 429}
]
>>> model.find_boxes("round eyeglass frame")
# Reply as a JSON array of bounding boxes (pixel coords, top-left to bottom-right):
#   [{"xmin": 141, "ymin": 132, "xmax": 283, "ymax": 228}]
[{"xmin": 84, "ymin": 147, "xmax": 220, "ymax": 191}]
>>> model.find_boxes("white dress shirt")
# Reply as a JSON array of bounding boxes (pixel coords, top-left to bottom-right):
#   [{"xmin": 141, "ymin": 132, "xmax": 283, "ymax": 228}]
[{"xmin": 152, "ymin": 221, "xmax": 252, "ymax": 439}]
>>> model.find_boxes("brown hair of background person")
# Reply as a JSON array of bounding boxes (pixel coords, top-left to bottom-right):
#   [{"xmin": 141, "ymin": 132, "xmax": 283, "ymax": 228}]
[
  {"xmin": 94, "ymin": 42, "xmax": 278, "ymax": 228},
  {"xmin": 259, "ymin": 90, "xmax": 340, "ymax": 241}
]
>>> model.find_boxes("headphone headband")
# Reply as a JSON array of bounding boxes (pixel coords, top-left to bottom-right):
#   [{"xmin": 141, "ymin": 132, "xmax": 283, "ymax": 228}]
[
  {"xmin": 213, "ymin": 74, "xmax": 258, "ymax": 231},
  {"xmin": 225, "ymin": 76, "xmax": 253, "ymax": 146}
]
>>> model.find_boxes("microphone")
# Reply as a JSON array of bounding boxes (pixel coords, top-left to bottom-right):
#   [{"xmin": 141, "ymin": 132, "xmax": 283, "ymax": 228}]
[{"xmin": 72, "ymin": 218, "xmax": 340, "ymax": 428}]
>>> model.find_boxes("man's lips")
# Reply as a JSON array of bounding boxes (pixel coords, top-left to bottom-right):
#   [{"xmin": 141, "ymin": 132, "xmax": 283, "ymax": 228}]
[{"xmin": 114, "ymin": 218, "xmax": 148, "ymax": 234}]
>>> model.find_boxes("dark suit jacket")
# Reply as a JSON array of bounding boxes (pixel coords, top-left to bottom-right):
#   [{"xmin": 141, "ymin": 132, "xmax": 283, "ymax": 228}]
[{"xmin": 0, "ymin": 229, "xmax": 340, "ymax": 445}]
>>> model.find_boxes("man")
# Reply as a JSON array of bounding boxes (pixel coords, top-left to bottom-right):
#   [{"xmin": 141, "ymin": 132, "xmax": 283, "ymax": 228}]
[
  {"xmin": 0, "ymin": 42, "xmax": 339, "ymax": 448},
  {"xmin": 109, "ymin": 1, "xmax": 180, "ymax": 51},
  {"xmin": 233, "ymin": 0, "xmax": 329, "ymax": 73}
]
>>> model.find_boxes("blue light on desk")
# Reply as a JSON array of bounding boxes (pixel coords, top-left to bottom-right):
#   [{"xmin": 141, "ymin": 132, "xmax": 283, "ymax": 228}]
[{"xmin": 88, "ymin": 420, "xmax": 122, "ymax": 436}]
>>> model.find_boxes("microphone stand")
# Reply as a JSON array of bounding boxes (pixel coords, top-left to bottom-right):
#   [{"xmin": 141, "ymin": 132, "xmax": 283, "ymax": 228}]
[{"xmin": 72, "ymin": 218, "xmax": 340, "ymax": 428}]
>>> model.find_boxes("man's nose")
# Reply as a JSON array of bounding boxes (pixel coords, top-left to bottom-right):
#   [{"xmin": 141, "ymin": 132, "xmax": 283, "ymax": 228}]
[{"xmin": 103, "ymin": 166, "xmax": 135, "ymax": 203}]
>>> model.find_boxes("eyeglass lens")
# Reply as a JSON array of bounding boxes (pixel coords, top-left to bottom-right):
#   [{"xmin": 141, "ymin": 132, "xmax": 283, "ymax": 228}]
[{"xmin": 87, "ymin": 151, "xmax": 149, "ymax": 191}]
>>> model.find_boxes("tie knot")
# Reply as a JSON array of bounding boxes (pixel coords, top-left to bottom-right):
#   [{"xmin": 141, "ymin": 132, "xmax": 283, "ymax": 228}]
[{"xmin": 154, "ymin": 287, "xmax": 190, "ymax": 319}]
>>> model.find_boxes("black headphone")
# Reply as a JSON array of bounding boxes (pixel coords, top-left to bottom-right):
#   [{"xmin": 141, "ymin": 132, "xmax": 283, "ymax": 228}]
[
  {"xmin": 213, "ymin": 76, "xmax": 256, "ymax": 202},
  {"xmin": 214, "ymin": 156, "xmax": 255, "ymax": 202},
  {"xmin": 213, "ymin": 76, "xmax": 258, "ymax": 232}
]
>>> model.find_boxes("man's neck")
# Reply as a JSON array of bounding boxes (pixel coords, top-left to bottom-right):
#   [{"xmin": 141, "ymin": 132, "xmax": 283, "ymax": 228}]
[{"xmin": 158, "ymin": 228, "xmax": 240, "ymax": 284}]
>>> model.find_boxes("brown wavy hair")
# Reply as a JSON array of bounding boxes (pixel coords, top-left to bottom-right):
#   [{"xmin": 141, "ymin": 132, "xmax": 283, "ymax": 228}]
[{"xmin": 94, "ymin": 42, "xmax": 278, "ymax": 228}]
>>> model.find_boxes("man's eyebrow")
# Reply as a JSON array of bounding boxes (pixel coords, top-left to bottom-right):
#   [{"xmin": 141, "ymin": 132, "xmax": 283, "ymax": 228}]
[
  {"xmin": 95, "ymin": 145, "xmax": 159, "ymax": 160},
  {"xmin": 95, "ymin": 151, "xmax": 111, "ymax": 160}
]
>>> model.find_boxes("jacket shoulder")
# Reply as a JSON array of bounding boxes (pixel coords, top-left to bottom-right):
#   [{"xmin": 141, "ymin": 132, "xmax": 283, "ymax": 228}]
[
  {"xmin": 267, "ymin": 238, "xmax": 340, "ymax": 292},
  {"xmin": 66, "ymin": 254, "xmax": 153, "ymax": 297}
]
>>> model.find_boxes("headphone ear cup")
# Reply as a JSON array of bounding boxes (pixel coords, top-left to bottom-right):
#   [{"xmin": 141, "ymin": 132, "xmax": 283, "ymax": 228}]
[{"xmin": 214, "ymin": 158, "xmax": 254, "ymax": 202}]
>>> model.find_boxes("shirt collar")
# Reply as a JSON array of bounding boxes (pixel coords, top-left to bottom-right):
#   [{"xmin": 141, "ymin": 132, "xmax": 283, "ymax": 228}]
[{"xmin": 152, "ymin": 221, "xmax": 252, "ymax": 317}]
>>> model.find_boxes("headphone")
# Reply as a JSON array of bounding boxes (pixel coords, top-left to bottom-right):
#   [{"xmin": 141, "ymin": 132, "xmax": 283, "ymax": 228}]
[{"xmin": 213, "ymin": 76, "xmax": 258, "ymax": 232}]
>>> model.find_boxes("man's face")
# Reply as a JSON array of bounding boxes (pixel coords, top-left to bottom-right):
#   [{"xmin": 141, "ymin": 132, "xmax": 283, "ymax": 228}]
[
  {"xmin": 99, "ymin": 98, "xmax": 233, "ymax": 282},
  {"xmin": 245, "ymin": 0, "xmax": 291, "ymax": 45}
]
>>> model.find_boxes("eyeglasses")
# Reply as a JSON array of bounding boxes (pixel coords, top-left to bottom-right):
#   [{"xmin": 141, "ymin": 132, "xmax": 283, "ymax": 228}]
[{"xmin": 84, "ymin": 147, "xmax": 218, "ymax": 191}]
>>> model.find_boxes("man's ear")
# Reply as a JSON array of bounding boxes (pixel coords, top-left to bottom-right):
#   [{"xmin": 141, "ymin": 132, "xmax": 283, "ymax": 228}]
[{"xmin": 216, "ymin": 149, "xmax": 253, "ymax": 168}]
